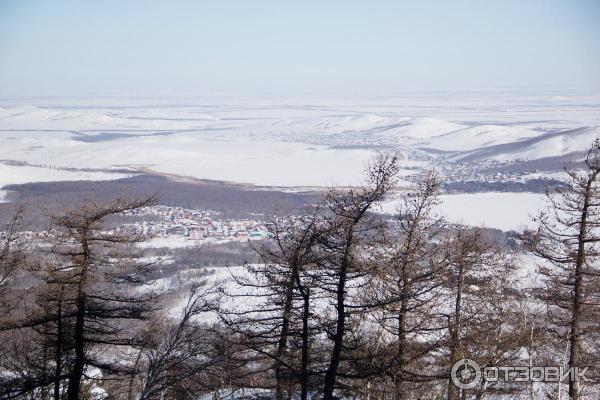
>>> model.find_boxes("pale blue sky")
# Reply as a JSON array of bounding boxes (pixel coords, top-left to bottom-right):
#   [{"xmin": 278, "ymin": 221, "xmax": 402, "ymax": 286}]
[{"xmin": 0, "ymin": 0, "xmax": 598, "ymax": 95}]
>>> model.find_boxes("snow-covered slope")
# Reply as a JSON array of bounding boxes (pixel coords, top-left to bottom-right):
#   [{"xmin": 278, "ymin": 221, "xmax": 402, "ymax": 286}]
[
  {"xmin": 0, "ymin": 107, "xmax": 465, "ymax": 140},
  {"xmin": 1, "ymin": 94, "xmax": 599, "ymax": 188},
  {"xmin": 0, "ymin": 163, "xmax": 130, "ymax": 188},
  {"xmin": 377, "ymin": 117, "xmax": 467, "ymax": 139},
  {"xmin": 453, "ymin": 126, "xmax": 600, "ymax": 162},
  {"xmin": 228, "ymin": 115, "xmax": 467, "ymax": 143},
  {"xmin": 263, "ymin": 114, "xmax": 390, "ymax": 135},
  {"xmin": 0, "ymin": 129, "xmax": 390, "ymax": 187},
  {"xmin": 422, "ymin": 125, "xmax": 542, "ymax": 152},
  {"xmin": 0, "ymin": 105, "xmax": 217, "ymax": 131}
]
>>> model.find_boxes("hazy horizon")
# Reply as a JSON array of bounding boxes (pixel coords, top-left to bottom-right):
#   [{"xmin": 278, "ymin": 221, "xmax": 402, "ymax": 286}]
[{"xmin": 1, "ymin": 0, "xmax": 599, "ymax": 96}]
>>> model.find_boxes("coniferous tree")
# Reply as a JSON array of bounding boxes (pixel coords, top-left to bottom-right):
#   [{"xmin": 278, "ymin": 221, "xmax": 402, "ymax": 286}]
[
  {"xmin": 319, "ymin": 153, "xmax": 399, "ymax": 399},
  {"xmin": 219, "ymin": 206, "xmax": 330, "ymax": 400},
  {"xmin": 525, "ymin": 139, "xmax": 600, "ymax": 400},
  {"xmin": 442, "ymin": 228, "xmax": 527, "ymax": 400},
  {"xmin": 361, "ymin": 171, "xmax": 447, "ymax": 399}
]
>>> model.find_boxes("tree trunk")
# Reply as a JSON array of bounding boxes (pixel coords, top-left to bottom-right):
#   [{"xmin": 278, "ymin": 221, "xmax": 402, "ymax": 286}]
[
  {"xmin": 395, "ymin": 294, "xmax": 408, "ymax": 400},
  {"xmin": 275, "ymin": 265, "xmax": 296, "ymax": 400},
  {"xmin": 300, "ymin": 290, "xmax": 310, "ymax": 400},
  {"xmin": 569, "ymin": 186, "xmax": 590, "ymax": 400},
  {"xmin": 323, "ymin": 259, "xmax": 348, "ymax": 400},
  {"xmin": 67, "ymin": 295, "xmax": 86, "ymax": 400},
  {"xmin": 448, "ymin": 260, "xmax": 464, "ymax": 400},
  {"xmin": 54, "ymin": 298, "xmax": 63, "ymax": 400}
]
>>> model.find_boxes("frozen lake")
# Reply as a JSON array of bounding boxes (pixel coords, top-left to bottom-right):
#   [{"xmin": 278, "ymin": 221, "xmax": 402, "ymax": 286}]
[{"xmin": 380, "ymin": 192, "xmax": 547, "ymax": 232}]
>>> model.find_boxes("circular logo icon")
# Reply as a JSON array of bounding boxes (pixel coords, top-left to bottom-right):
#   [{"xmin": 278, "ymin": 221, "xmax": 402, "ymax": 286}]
[{"xmin": 451, "ymin": 358, "xmax": 482, "ymax": 390}]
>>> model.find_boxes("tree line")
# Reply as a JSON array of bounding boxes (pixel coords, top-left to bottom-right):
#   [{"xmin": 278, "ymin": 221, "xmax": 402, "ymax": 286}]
[{"xmin": 1, "ymin": 143, "xmax": 600, "ymax": 399}]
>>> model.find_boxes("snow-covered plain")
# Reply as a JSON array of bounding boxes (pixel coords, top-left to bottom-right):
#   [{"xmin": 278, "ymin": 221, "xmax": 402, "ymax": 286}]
[
  {"xmin": 0, "ymin": 91, "xmax": 599, "ymax": 188},
  {"xmin": 138, "ymin": 236, "xmax": 260, "ymax": 249},
  {"xmin": 0, "ymin": 163, "xmax": 130, "ymax": 187},
  {"xmin": 379, "ymin": 192, "xmax": 547, "ymax": 231},
  {"xmin": 0, "ymin": 92, "xmax": 598, "ymax": 230}
]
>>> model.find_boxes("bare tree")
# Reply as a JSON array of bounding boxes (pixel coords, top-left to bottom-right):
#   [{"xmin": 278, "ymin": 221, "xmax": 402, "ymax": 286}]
[
  {"xmin": 442, "ymin": 228, "xmax": 527, "ymax": 400},
  {"xmin": 361, "ymin": 171, "xmax": 447, "ymax": 399},
  {"xmin": 219, "ymin": 206, "xmax": 330, "ymax": 400},
  {"xmin": 524, "ymin": 139, "xmax": 600, "ymax": 400},
  {"xmin": 0, "ymin": 205, "xmax": 60, "ymax": 400},
  {"xmin": 0, "ymin": 197, "xmax": 160, "ymax": 399},
  {"xmin": 135, "ymin": 282, "xmax": 217, "ymax": 400},
  {"xmin": 39, "ymin": 196, "xmax": 160, "ymax": 400},
  {"xmin": 256, "ymin": 208, "xmax": 331, "ymax": 400},
  {"xmin": 0, "ymin": 204, "xmax": 24, "ymax": 303},
  {"xmin": 320, "ymin": 153, "xmax": 400, "ymax": 400}
]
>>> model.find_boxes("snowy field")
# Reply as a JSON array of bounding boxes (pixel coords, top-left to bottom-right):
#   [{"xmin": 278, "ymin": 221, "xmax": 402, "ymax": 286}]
[
  {"xmin": 435, "ymin": 192, "xmax": 546, "ymax": 231},
  {"xmin": 138, "ymin": 236, "xmax": 257, "ymax": 249},
  {"xmin": 379, "ymin": 192, "xmax": 547, "ymax": 231},
  {"xmin": 0, "ymin": 92, "xmax": 596, "ymax": 231},
  {"xmin": 0, "ymin": 91, "xmax": 598, "ymax": 188},
  {"xmin": 0, "ymin": 162, "xmax": 130, "ymax": 187},
  {"xmin": 138, "ymin": 237, "xmax": 208, "ymax": 249}
]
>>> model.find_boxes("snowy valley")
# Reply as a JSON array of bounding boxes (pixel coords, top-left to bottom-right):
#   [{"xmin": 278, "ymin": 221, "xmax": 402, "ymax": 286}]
[{"xmin": 0, "ymin": 91, "xmax": 598, "ymax": 231}]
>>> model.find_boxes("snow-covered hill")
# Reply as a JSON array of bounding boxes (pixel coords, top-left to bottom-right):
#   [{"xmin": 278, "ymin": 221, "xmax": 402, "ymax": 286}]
[
  {"xmin": 421, "ymin": 124, "xmax": 542, "ymax": 152},
  {"xmin": 452, "ymin": 126, "xmax": 600, "ymax": 162},
  {"xmin": 0, "ymin": 93, "xmax": 599, "ymax": 188},
  {"xmin": 377, "ymin": 117, "xmax": 467, "ymax": 140},
  {"xmin": 0, "ymin": 105, "xmax": 218, "ymax": 131}
]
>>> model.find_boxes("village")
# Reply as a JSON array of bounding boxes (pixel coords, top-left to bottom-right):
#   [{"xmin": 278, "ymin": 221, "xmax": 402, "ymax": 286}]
[{"xmin": 119, "ymin": 205, "xmax": 271, "ymax": 243}]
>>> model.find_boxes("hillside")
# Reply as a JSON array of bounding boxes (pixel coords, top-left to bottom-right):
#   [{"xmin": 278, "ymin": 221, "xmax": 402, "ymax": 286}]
[{"xmin": 451, "ymin": 126, "xmax": 600, "ymax": 162}]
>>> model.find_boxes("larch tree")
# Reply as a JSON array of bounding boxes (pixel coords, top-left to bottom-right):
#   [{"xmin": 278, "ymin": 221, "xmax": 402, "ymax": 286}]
[
  {"xmin": 135, "ymin": 282, "xmax": 219, "ymax": 400},
  {"xmin": 362, "ymin": 171, "xmax": 447, "ymax": 399},
  {"xmin": 442, "ymin": 228, "xmax": 527, "ymax": 400},
  {"xmin": 219, "ymin": 206, "xmax": 331, "ymax": 400},
  {"xmin": 0, "ymin": 204, "xmax": 24, "ymax": 304},
  {"xmin": 319, "ymin": 153, "xmax": 400, "ymax": 400},
  {"xmin": 525, "ymin": 139, "xmax": 600, "ymax": 400},
  {"xmin": 44, "ymin": 196, "xmax": 160, "ymax": 400}
]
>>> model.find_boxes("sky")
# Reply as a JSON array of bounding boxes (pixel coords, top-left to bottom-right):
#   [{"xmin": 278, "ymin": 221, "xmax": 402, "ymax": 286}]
[{"xmin": 0, "ymin": 0, "xmax": 599, "ymax": 96}]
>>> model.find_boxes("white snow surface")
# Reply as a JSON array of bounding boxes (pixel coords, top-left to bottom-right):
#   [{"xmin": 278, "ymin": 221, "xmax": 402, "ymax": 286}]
[
  {"xmin": 0, "ymin": 163, "xmax": 129, "ymax": 188},
  {"xmin": 380, "ymin": 192, "xmax": 547, "ymax": 231},
  {"xmin": 379, "ymin": 117, "xmax": 467, "ymax": 139},
  {"xmin": 422, "ymin": 124, "xmax": 541, "ymax": 152},
  {"xmin": 138, "ymin": 236, "xmax": 257, "ymax": 249},
  {"xmin": 493, "ymin": 126, "xmax": 600, "ymax": 161},
  {"xmin": 1, "ymin": 92, "xmax": 599, "ymax": 187}
]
